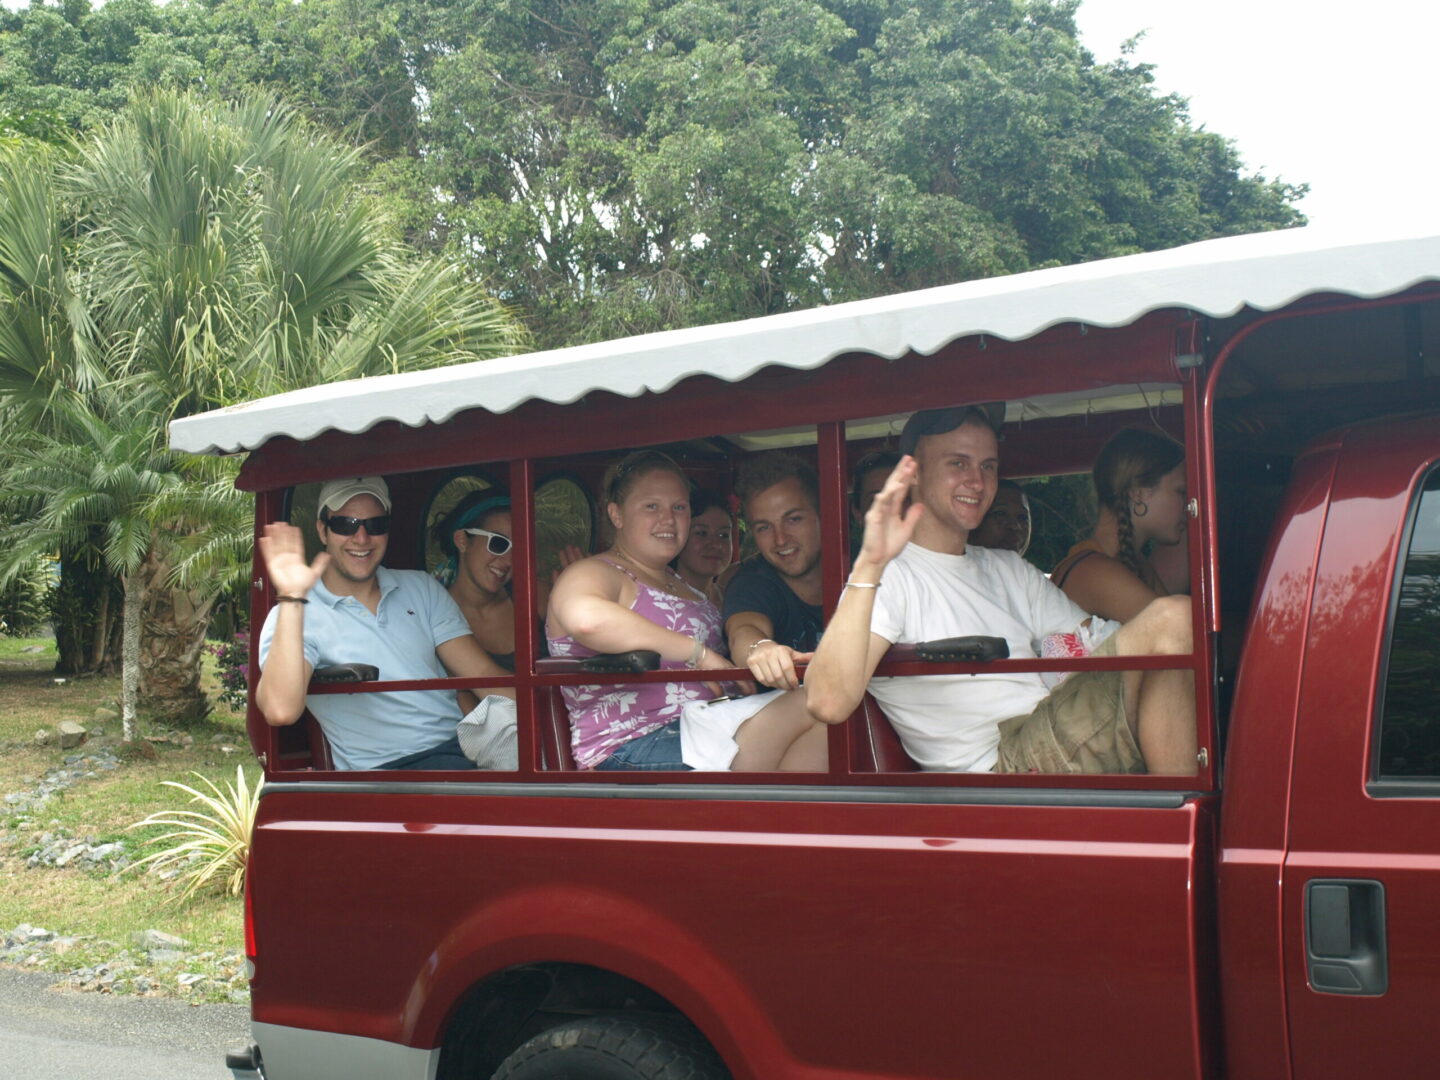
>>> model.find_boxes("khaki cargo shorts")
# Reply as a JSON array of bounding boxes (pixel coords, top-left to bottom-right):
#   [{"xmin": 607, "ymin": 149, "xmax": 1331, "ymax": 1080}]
[{"xmin": 994, "ymin": 634, "xmax": 1144, "ymax": 774}]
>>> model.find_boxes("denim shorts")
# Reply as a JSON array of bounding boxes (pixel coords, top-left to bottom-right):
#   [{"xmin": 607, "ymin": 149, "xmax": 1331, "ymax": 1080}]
[
  {"xmin": 595, "ymin": 719, "xmax": 694, "ymax": 772},
  {"xmin": 378, "ymin": 735, "xmax": 477, "ymax": 771}
]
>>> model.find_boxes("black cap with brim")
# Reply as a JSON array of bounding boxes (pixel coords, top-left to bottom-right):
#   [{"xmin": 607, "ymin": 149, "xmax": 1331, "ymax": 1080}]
[{"xmin": 898, "ymin": 403, "xmax": 1006, "ymax": 456}]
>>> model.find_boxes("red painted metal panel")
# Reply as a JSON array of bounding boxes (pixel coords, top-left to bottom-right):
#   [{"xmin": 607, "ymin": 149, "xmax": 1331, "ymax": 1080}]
[
  {"xmin": 1280, "ymin": 414, "xmax": 1440, "ymax": 1078},
  {"xmin": 1216, "ymin": 440, "xmax": 1340, "ymax": 1080},
  {"xmin": 249, "ymin": 787, "xmax": 1212, "ymax": 1080}
]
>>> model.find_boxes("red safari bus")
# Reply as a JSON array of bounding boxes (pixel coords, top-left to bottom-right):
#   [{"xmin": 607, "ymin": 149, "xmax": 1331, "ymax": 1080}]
[{"xmin": 171, "ymin": 225, "xmax": 1440, "ymax": 1080}]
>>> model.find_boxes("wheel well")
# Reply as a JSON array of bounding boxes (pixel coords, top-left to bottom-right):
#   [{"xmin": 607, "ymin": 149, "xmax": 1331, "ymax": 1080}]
[{"xmin": 436, "ymin": 962, "xmax": 693, "ymax": 1079}]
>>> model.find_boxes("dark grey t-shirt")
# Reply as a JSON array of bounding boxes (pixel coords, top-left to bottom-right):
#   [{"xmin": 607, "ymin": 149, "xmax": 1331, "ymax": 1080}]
[{"xmin": 722, "ymin": 557, "xmax": 824, "ymax": 651}]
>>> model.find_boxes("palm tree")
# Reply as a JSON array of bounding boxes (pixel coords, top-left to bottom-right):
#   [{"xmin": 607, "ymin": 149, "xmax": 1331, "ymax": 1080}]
[
  {"xmin": 0, "ymin": 139, "xmax": 122, "ymax": 675},
  {"xmin": 3, "ymin": 391, "xmax": 187, "ymax": 740},
  {"xmin": 0, "ymin": 89, "xmax": 527, "ymax": 730}
]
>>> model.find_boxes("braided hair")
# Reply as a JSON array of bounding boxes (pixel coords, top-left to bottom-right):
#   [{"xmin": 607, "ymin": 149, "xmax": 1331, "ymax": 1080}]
[{"xmin": 1092, "ymin": 428, "xmax": 1184, "ymax": 576}]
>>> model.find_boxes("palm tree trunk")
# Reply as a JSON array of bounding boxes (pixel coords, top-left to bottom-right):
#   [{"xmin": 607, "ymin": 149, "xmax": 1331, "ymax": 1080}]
[
  {"xmin": 121, "ymin": 571, "xmax": 143, "ymax": 743},
  {"xmin": 52, "ymin": 546, "xmax": 121, "ymax": 675},
  {"xmin": 138, "ymin": 546, "xmax": 214, "ymax": 726},
  {"xmin": 89, "ymin": 585, "xmax": 111, "ymax": 671}
]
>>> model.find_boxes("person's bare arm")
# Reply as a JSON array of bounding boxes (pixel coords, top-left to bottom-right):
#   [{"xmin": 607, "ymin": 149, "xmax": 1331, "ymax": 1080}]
[
  {"xmin": 1059, "ymin": 554, "xmax": 1160, "ymax": 625},
  {"xmin": 254, "ymin": 523, "xmax": 328, "ymax": 727},
  {"xmin": 805, "ymin": 457, "xmax": 924, "ymax": 724},
  {"xmin": 726, "ymin": 611, "xmax": 810, "ymax": 691},
  {"xmin": 549, "ymin": 558, "xmax": 733, "ymax": 690},
  {"xmin": 436, "ymin": 634, "xmax": 516, "ymax": 710}
]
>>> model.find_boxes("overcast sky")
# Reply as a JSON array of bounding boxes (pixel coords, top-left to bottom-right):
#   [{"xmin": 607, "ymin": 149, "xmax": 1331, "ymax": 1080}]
[{"xmin": 1073, "ymin": 0, "xmax": 1439, "ymax": 232}]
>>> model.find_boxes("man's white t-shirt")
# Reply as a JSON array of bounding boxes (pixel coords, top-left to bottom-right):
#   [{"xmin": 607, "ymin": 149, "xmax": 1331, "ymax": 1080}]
[{"xmin": 868, "ymin": 543, "xmax": 1097, "ymax": 772}]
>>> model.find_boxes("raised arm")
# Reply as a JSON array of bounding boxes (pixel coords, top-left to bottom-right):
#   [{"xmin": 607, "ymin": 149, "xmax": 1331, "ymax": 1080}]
[
  {"xmin": 805, "ymin": 457, "xmax": 923, "ymax": 724},
  {"xmin": 254, "ymin": 523, "xmax": 329, "ymax": 727}
]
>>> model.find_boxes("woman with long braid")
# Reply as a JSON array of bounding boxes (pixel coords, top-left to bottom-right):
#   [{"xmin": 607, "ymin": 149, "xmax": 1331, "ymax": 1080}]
[{"xmin": 1051, "ymin": 428, "xmax": 1188, "ymax": 624}]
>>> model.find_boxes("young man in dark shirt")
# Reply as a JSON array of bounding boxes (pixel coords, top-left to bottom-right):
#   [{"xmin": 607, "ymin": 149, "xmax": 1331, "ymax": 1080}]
[{"xmin": 723, "ymin": 453, "xmax": 825, "ymax": 690}]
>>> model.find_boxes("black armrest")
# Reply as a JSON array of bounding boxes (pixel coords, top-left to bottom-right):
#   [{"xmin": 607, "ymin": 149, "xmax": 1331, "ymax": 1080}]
[
  {"xmin": 312, "ymin": 663, "xmax": 380, "ymax": 683},
  {"xmin": 884, "ymin": 636, "xmax": 1009, "ymax": 664},
  {"xmin": 534, "ymin": 650, "xmax": 662, "ymax": 675}
]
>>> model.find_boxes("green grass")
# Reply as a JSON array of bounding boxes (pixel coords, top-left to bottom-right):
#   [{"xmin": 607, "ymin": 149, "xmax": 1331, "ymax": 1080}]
[{"xmin": 0, "ymin": 637, "xmax": 254, "ymax": 996}]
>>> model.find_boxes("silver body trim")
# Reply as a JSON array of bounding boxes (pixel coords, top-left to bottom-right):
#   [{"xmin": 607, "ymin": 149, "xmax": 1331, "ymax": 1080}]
[{"xmin": 252, "ymin": 1021, "xmax": 440, "ymax": 1080}]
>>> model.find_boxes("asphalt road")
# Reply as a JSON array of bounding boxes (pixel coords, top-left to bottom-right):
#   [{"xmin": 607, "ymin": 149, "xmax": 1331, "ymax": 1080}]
[{"xmin": 0, "ymin": 966, "xmax": 250, "ymax": 1079}]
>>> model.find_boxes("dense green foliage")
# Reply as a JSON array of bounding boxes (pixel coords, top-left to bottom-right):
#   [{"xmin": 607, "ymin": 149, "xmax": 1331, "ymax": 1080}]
[
  {"xmin": 0, "ymin": 89, "xmax": 524, "ymax": 725},
  {"xmin": 2, "ymin": 0, "xmax": 1306, "ymax": 349},
  {"xmin": 0, "ymin": 547, "xmax": 52, "ymax": 637}
]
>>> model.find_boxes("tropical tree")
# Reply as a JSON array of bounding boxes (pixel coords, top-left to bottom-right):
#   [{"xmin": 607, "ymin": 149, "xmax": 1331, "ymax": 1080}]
[
  {"xmin": 3, "ymin": 393, "xmax": 188, "ymax": 740},
  {"xmin": 0, "ymin": 89, "xmax": 526, "ymax": 728},
  {"xmin": 0, "ymin": 135, "xmax": 118, "ymax": 673},
  {"xmin": 413, "ymin": 0, "xmax": 1306, "ymax": 345},
  {"xmin": 5, "ymin": 1, "xmax": 1308, "ymax": 352}
]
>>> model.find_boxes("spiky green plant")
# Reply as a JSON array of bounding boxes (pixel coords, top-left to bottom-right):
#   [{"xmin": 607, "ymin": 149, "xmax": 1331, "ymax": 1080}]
[{"xmin": 124, "ymin": 767, "xmax": 262, "ymax": 903}]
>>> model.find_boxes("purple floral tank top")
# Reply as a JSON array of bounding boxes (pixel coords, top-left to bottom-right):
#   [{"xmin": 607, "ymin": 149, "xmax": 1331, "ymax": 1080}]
[{"xmin": 547, "ymin": 560, "xmax": 725, "ymax": 769}]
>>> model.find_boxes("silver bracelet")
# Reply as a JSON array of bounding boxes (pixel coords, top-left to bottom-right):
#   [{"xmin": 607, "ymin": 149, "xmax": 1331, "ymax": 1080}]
[
  {"xmin": 747, "ymin": 638, "xmax": 775, "ymax": 655},
  {"xmin": 686, "ymin": 636, "xmax": 707, "ymax": 668},
  {"xmin": 843, "ymin": 579, "xmax": 881, "ymax": 590}
]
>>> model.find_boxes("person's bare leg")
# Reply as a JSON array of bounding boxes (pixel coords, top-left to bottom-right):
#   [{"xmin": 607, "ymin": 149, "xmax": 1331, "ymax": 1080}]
[
  {"xmin": 732, "ymin": 691, "xmax": 822, "ymax": 771},
  {"xmin": 1135, "ymin": 669, "xmax": 1197, "ymax": 774},
  {"xmin": 1112, "ymin": 596, "xmax": 1197, "ymax": 774},
  {"xmin": 775, "ymin": 720, "xmax": 828, "ymax": 771}
]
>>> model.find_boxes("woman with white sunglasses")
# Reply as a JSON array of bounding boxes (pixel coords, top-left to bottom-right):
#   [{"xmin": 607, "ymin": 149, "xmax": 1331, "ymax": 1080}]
[{"xmin": 438, "ymin": 492, "xmax": 518, "ymax": 671}]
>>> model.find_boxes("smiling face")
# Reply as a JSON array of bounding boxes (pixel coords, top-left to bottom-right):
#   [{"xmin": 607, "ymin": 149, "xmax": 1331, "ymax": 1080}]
[
  {"xmin": 607, "ymin": 468, "xmax": 691, "ymax": 566},
  {"xmin": 677, "ymin": 505, "xmax": 733, "ymax": 581},
  {"xmin": 318, "ymin": 493, "xmax": 388, "ymax": 584},
  {"xmin": 746, "ymin": 476, "xmax": 822, "ymax": 582},
  {"xmin": 970, "ymin": 483, "xmax": 1030, "ymax": 554},
  {"xmin": 454, "ymin": 509, "xmax": 513, "ymax": 596},
  {"xmin": 1134, "ymin": 463, "xmax": 1188, "ymax": 547},
  {"xmin": 910, "ymin": 419, "xmax": 999, "ymax": 552}
]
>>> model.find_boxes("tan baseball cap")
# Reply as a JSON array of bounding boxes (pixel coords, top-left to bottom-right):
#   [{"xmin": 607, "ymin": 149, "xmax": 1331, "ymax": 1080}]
[{"xmin": 316, "ymin": 476, "xmax": 391, "ymax": 515}]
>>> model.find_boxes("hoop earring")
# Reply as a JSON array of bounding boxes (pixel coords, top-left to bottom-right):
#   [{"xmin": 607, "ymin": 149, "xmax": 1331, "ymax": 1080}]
[{"xmin": 1132, "ymin": 499, "xmax": 1149, "ymax": 518}]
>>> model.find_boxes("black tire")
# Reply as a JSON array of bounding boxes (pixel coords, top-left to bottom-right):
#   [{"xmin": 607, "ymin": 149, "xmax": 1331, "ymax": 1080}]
[{"xmin": 491, "ymin": 1014, "xmax": 729, "ymax": 1080}]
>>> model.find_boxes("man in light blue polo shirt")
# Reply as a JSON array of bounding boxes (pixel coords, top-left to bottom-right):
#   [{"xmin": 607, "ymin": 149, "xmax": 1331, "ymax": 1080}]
[{"xmin": 256, "ymin": 476, "xmax": 515, "ymax": 770}]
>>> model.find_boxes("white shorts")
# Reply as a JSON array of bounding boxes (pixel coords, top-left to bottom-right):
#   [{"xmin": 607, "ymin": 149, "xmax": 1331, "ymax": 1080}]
[{"xmin": 679, "ymin": 690, "xmax": 786, "ymax": 770}]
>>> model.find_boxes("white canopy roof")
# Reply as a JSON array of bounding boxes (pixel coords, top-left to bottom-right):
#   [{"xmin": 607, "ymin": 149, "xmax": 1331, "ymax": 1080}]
[{"xmin": 170, "ymin": 224, "xmax": 1440, "ymax": 456}]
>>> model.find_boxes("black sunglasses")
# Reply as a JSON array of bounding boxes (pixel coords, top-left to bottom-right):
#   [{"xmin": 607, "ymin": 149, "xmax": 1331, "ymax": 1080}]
[
  {"xmin": 463, "ymin": 527, "xmax": 513, "ymax": 556},
  {"xmin": 323, "ymin": 513, "xmax": 391, "ymax": 536}
]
